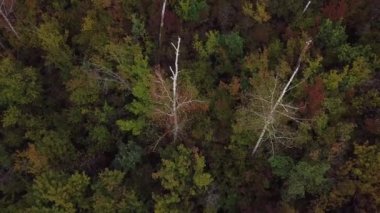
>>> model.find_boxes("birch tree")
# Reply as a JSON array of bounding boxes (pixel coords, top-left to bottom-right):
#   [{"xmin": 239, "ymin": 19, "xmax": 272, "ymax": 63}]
[
  {"xmin": 250, "ymin": 39, "xmax": 313, "ymax": 155},
  {"xmin": 151, "ymin": 37, "xmax": 206, "ymax": 148}
]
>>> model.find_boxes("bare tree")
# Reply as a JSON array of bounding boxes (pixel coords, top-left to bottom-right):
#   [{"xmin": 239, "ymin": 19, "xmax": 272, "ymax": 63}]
[
  {"xmin": 0, "ymin": 0, "xmax": 20, "ymax": 39},
  {"xmin": 158, "ymin": 0, "xmax": 167, "ymax": 48},
  {"xmin": 83, "ymin": 62, "xmax": 130, "ymax": 91},
  {"xmin": 251, "ymin": 39, "xmax": 313, "ymax": 156},
  {"xmin": 151, "ymin": 37, "xmax": 206, "ymax": 149}
]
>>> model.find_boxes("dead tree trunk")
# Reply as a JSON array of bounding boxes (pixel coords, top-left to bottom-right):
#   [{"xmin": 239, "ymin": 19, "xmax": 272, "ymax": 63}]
[{"xmin": 252, "ymin": 39, "xmax": 312, "ymax": 155}]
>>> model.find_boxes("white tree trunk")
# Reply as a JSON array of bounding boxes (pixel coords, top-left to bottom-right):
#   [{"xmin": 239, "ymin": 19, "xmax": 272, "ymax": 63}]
[
  {"xmin": 303, "ymin": 1, "xmax": 312, "ymax": 14},
  {"xmin": 252, "ymin": 40, "xmax": 312, "ymax": 155},
  {"xmin": 170, "ymin": 37, "xmax": 181, "ymax": 142},
  {"xmin": 158, "ymin": 0, "xmax": 167, "ymax": 47}
]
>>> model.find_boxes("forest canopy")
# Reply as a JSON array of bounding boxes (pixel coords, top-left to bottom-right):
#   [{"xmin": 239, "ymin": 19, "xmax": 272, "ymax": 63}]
[{"xmin": 0, "ymin": 0, "xmax": 379, "ymax": 212}]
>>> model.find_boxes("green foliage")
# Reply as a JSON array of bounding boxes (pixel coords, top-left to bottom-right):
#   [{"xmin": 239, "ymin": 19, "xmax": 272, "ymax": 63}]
[
  {"xmin": 31, "ymin": 130, "xmax": 77, "ymax": 167},
  {"xmin": 98, "ymin": 37, "xmax": 152, "ymax": 135},
  {"xmin": 268, "ymin": 0, "xmax": 304, "ymax": 19},
  {"xmin": 242, "ymin": 1, "xmax": 271, "ymax": 23},
  {"xmin": 220, "ymin": 32, "xmax": 245, "ymax": 60},
  {"xmin": 37, "ymin": 20, "xmax": 72, "ymax": 70},
  {"xmin": 317, "ymin": 20, "xmax": 347, "ymax": 49},
  {"xmin": 66, "ymin": 69, "xmax": 101, "ymax": 106},
  {"xmin": 175, "ymin": 0, "xmax": 207, "ymax": 21},
  {"xmin": 0, "ymin": 0, "xmax": 378, "ymax": 211},
  {"xmin": 269, "ymin": 155, "xmax": 295, "ymax": 179},
  {"xmin": 0, "ymin": 58, "xmax": 40, "ymax": 106},
  {"xmin": 286, "ymin": 162, "xmax": 330, "ymax": 200},
  {"xmin": 131, "ymin": 14, "xmax": 147, "ymax": 39},
  {"xmin": 113, "ymin": 141, "xmax": 143, "ymax": 172},
  {"xmin": 91, "ymin": 169, "xmax": 144, "ymax": 212},
  {"xmin": 153, "ymin": 145, "xmax": 213, "ymax": 212},
  {"xmin": 26, "ymin": 171, "xmax": 90, "ymax": 212},
  {"xmin": 2, "ymin": 106, "xmax": 22, "ymax": 127},
  {"xmin": 194, "ymin": 31, "xmax": 220, "ymax": 59},
  {"xmin": 324, "ymin": 57, "xmax": 372, "ymax": 93},
  {"xmin": 327, "ymin": 143, "xmax": 380, "ymax": 209},
  {"xmin": 337, "ymin": 44, "xmax": 372, "ymax": 63}
]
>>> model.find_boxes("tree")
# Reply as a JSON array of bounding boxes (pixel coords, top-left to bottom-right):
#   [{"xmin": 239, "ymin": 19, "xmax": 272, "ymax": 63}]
[
  {"xmin": 174, "ymin": 0, "xmax": 207, "ymax": 22},
  {"xmin": 151, "ymin": 37, "xmax": 206, "ymax": 147},
  {"xmin": 245, "ymin": 39, "xmax": 312, "ymax": 155},
  {"xmin": 25, "ymin": 171, "xmax": 90, "ymax": 212},
  {"xmin": 152, "ymin": 144, "xmax": 213, "ymax": 212},
  {"xmin": 326, "ymin": 143, "xmax": 380, "ymax": 211},
  {"xmin": 269, "ymin": 156, "xmax": 330, "ymax": 201},
  {"xmin": 37, "ymin": 20, "xmax": 73, "ymax": 71},
  {"xmin": 112, "ymin": 141, "xmax": 143, "ymax": 173},
  {"xmin": 0, "ymin": 58, "xmax": 40, "ymax": 107},
  {"xmin": 242, "ymin": 0, "xmax": 271, "ymax": 23},
  {"xmin": 317, "ymin": 19, "xmax": 347, "ymax": 49},
  {"xmin": 91, "ymin": 169, "xmax": 144, "ymax": 212},
  {"xmin": 89, "ymin": 37, "xmax": 152, "ymax": 136}
]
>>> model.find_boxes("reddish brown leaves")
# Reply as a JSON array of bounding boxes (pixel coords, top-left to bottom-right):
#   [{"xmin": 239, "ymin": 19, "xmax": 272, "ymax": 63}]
[
  {"xmin": 322, "ymin": 0, "xmax": 347, "ymax": 21},
  {"xmin": 303, "ymin": 77, "xmax": 325, "ymax": 117},
  {"xmin": 364, "ymin": 118, "xmax": 380, "ymax": 135}
]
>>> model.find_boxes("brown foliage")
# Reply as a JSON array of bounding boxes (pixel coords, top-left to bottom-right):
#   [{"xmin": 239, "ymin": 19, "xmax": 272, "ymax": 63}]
[
  {"xmin": 218, "ymin": 77, "xmax": 241, "ymax": 98},
  {"xmin": 364, "ymin": 118, "xmax": 380, "ymax": 135},
  {"xmin": 304, "ymin": 77, "xmax": 325, "ymax": 117},
  {"xmin": 322, "ymin": 0, "xmax": 347, "ymax": 21}
]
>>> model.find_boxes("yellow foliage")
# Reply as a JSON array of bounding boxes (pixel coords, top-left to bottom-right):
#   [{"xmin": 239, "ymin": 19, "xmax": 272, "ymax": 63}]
[
  {"xmin": 242, "ymin": 1, "xmax": 271, "ymax": 23},
  {"xmin": 82, "ymin": 15, "xmax": 95, "ymax": 31},
  {"xmin": 14, "ymin": 143, "xmax": 49, "ymax": 175}
]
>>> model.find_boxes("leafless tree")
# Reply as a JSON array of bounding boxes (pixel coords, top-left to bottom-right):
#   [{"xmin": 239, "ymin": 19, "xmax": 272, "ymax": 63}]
[
  {"xmin": 251, "ymin": 39, "xmax": 313, "ymax": 156},
  {"xmin": 151, "ymin": 37, "xmax": 206, "ymax": 149},
  {"xmin": 0, "ymin": 0, "xmax": 20, "ymax": 39},
  {"xmin": 83, "ymin": 62, "xmax": 130, "ymax": 91}
]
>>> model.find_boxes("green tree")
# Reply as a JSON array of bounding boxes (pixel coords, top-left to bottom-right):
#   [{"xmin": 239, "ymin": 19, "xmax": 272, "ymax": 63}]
[
  {"xmin": 152, "ymin": 145, "xmax": 213, "ymax": 212},
  {"xmin": 0, "ymin": 58, "xmax": 40, "ymax": 107},
  {"xmin": 270, "ymin": 156, "xmax": 330, "ymax": 201},
  {"xmin": 317, "ymin": 20, "xmax": 347, "ymax": 49},
  {"xmin": 37, "ymin": 20, "xmax": 73, "ymax": 71},
  {"xmin": 25, "ymin": 171, "xmax": 90, "ymax": 212},
  {"xmin": 91, "ymin": 169, "xmax": 145, "ymax": 212},
  {"xmin": 90, "ymin": 37, "xmax": 152, "ymax": 135},
  {"xmin": 175, "ymin": 0, "xmax": 207, "ymax": 21},
  {"xmin": 113, "ymin": 141, "xmax": 143, "ymax": 173}
]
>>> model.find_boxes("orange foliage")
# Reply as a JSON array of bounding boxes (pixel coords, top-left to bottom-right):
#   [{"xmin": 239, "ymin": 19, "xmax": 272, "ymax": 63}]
[{"xmin": 14, "ymin": 143, "xmax": 48, "ymax": 175}]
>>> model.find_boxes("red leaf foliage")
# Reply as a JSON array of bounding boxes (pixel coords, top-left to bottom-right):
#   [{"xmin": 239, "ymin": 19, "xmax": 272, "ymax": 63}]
[
  {"xmin": 304, "ymin": 77, "xmax": 325, "ymax": 117},
  {"xmin": 322, "ymin": 0, "xmax": 347, "ymax": 21}
]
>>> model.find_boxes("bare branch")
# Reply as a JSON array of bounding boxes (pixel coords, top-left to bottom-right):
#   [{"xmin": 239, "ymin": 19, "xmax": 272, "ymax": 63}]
[
  {"xmin": 251, "ymin": 40, "xmax": 312, "ymax": 156},
  {"xmin": 0, "ymin": 0, "xmax": 20, "ymax": 39}
]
